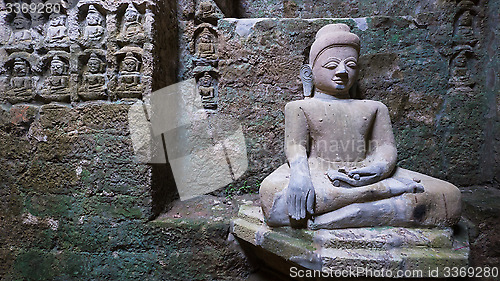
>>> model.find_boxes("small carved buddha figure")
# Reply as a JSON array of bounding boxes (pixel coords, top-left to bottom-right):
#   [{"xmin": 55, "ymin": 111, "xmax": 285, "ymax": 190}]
[
  {"xmin": 456, "ymin": 10, "xmax": 475, "ymax": 44},
  {"xmin": 117, "ymin": 3, "xmax": 145, "ymax": 43},
  {"xmin": 449, "ymin": 50, "xmax": 473, "ymax": 88},
  {"xmin": 46, "ymin": 13, "xmax": 69, "ymax": 47},
  {"xmin": 196, "ymin": 28, "xmax": 216, "ymax": 59},
  {"xmin": 116, "ymin": 52, "xmax": 142, "ymax": 97},
  {"xmin": 7, "ymin": 12, "xmax": 32, "ymax": 48},
  {"xmin": 196, "ymin": 0, "xmax": 217, "ymax": 21},
  {"xmin": 260, "ymin": 24, "xmax": 461, "ymax": 229},
  {"xmin": 82, "ymin": 5, "xmax": 105, "ymax": 46},
  {"xmin": 198, "ymin": 72, "xmax": 216, "ymax": 108},
  {"xmin": 42, "ymin": 55, "xmax": 69, "ymax": 101},
  {"xmin": 7, "ymin": 58, "xmax": 33, "ymax": 103},
  {"xmin": 79, "ymin": 53, "xmax": 106, "ymax": 100}
]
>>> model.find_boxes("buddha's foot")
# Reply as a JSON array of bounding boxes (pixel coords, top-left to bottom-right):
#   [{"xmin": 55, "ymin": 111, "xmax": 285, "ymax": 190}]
[{"xmin": 392, "ymin": 177, "xmax": 425, "ymax": 195}]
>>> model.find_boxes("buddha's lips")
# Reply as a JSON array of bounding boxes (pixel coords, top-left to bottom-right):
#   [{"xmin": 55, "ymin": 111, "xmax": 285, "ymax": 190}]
[{"xmin": 332, "ymin": 79, "xmax": 346, "ymax": 84}]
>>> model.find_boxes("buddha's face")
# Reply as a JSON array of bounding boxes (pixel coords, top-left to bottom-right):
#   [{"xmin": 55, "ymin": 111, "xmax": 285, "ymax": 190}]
[
  {"xmin": 123, "ymin": 59, "xmax": 138, "ymax": 72},
  {"xmin": 87, "ymin": 13, "xmax": 102, "ymax": 26},
  {"xmin": 88, "ymin": 59, "xmax": 101, "ymax": 73},
  {"xmin": 13, "ymin": 17, "xmax": 29, "ymax": 30},
  {"xmin": 51, "ymin": 61, "xmax": 65, "ymax": 75},
  {"xmin": 125, "ymin": 10, "xmax": 139, "ymax": 22},
  {"xmin": 14, "ymin": 61, "xmax": 28, "ymax": 76},
  {"xmin": 50, "ymin": 15, "xmax": 65, "ymax": 26},
  {"xmin": 312, "ymin": 46, "xmax": 358, "ymax": 96}
]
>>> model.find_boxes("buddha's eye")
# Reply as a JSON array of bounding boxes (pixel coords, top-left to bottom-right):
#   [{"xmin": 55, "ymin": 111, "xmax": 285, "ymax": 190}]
[
  {"xmin": 322, "ymin": 61, "xmax": 339, "ymax": 70},
  {"xmin": 346, "ymin": 61, "xmax": 357, "ymax": 68}
]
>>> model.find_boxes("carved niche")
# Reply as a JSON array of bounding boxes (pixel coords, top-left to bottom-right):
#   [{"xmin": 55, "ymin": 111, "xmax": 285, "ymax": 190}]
[
  {"xmin": 40, "ymin": 54, "xmax": 71, "ymax": 102},
  {"xmin": 6, "ymin": 12, "xmax": 33, "ymax": 52},
  {"xmin": 195, "ymin": 27, "xmax": 217, "ymax": 60},
  {"xmin": 116, "ymin": 3, "xmax": 145, "ymax": 45},
  {"xmin": 197, "ymin": 71, "xmax": 217, "ymax": 109},
  {"xmin": 111, "ymin": 49, "xmax": 143, "ymax": 99},
  {"xmin": 4, "ymin": 54, "xmax": 35, "ymax": 103},
  {"xmin": 80, "ymin": 4, "xmax": 106, "ymax": 48},
  {"xmin": 195, "ymin": 0, "xmax": 223, "ymax": 24},
  {"xmin": 78, "ymin": 51, "xmax": 107, "ymax": 100},
  {"xmin": 44, "ymin": 12, "xmax": 70, "ymax": 49}
]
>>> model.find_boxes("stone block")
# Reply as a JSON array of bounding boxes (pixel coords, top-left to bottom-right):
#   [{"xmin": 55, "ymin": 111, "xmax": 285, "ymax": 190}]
[{"xmin": 232, "ymin": 205, "xmax": 469, "ymax": 278}]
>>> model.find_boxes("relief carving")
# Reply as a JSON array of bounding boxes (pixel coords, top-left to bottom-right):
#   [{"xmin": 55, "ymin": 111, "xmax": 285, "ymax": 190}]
[
  {"xmin": 112, "ymin": 51, "xmax": 142, "ymax": 99},
  {"xmin": 40, "ymin": 55, "xmax": 70, "ymax": 102},
  {"xmin": 5, "ymin": 56, "xmax": 35, "ymax": 103},
  {"xmin": 81, "ymin": 5, "xmax": 105, "ymax": 48},
  {"xmin": 196, "ymin": 27, "xmax": 216, "ymax": 60},
  {"xmin": 45, "ymin": 13, "xmax": 70, "ymax": 48},
  {"xmin": 195, "ymin": 0, "xmax": 223, "ymax": 23},
  {"xmin": 78, "ymin": 52, "xmax": 106, "ymax": 100},
  {"xmin": 117, "ymin": 3, "xmax": 145, "ymax": 45},
  {"xmin": 6, "ymin": 12, "xmax": 32, "ymax": 51},
  {"xmin": 197, "ymin": 71, "xmax": 217, "ymax": 109}
]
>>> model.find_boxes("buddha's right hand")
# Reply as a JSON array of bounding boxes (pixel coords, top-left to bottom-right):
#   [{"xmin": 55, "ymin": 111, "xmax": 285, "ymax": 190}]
[{"xmin": 286, "ymin": 175, "xmax": 315, "ymax": 220}]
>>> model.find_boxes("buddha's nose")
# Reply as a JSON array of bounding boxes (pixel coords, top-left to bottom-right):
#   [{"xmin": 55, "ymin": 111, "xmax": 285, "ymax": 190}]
[{"xmin": 335, "ymin": 63, "xmax": 348, "ymax": 78}]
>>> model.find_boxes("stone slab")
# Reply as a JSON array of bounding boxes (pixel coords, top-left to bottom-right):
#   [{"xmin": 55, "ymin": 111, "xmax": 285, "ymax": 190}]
[{"xmin": 231, "ymin": 205, "xmax": 469, "ymax": 278}]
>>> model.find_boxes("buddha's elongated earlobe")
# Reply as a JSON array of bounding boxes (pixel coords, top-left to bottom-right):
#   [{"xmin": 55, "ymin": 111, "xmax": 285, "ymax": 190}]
[{"xmin": 300, "ymin": 64, "xmax": 314, "ymax": 98}]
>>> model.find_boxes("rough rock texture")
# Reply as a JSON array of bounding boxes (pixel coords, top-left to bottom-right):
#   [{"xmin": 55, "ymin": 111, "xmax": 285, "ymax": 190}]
[{"xmin": 461, "ymin": 186, "xmax": 500, "ymax": 269}]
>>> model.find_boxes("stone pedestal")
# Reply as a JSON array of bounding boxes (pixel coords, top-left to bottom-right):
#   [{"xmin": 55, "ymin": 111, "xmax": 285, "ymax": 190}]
[{"xmin": 232, "ymin": 205, "xmax": 469, "ymax": 279}]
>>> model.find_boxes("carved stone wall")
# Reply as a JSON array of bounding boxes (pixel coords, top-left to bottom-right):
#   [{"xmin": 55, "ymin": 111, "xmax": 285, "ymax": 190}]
[
  {"xmin": 0, "ymin": 1, "xmax": 154, "ymax": 104},
  {"xmin": 178, "ymin": 0, "xmax": 228, "ymax": 110}
]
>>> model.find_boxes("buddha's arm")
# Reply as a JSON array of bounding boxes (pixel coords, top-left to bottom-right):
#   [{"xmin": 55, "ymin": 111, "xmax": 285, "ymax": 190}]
[
  {"xmin": 360, "ymin": 102, "xmax": 397, "ymax": 178},
  {"xmin": 284, "ymin": 102, "xmax": 314, "ymax": 220}
]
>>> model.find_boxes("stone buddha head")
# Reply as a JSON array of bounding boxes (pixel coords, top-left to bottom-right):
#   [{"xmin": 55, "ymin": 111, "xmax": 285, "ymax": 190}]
[
  {"xmin": 13, "ymin": 58, "xmax": 29, "ymax": 76},
  {"xmin": 49, "ymin": 13, "xmax": 66, "ymax": 27},
  {"xmin": 13, "ymin": 12, "xmax": 30, "ymax": 30},
  {"xmin": 121, "ymin": 52, "xmax": 139, "ymax": 73},
  {"xmin": 87, "ymin": 53, "xmax": 104, "ymax": 74},
  {"xmin": 199, "ymin": 72, "xmax": 213, "ymax": 87},
  {"xmin": 50, "ymin": 56, "xmax": 67, "ymax": 75},
  {"xmin": 309, "ymin": 24, "xmax": 360, "ymax": 97},
  {"xmin": 86, "ymin": 5, "xmax": 103, "ymax": 26},
  {"xmin": 124, "ymin": 3, "xmax": 140, "ymax": 23}
]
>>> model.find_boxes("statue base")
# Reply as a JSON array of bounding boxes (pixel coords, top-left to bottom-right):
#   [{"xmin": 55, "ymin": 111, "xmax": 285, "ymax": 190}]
[{"xmin": 231, "ymin": 205, "xmax": 469, "ymax": 279}]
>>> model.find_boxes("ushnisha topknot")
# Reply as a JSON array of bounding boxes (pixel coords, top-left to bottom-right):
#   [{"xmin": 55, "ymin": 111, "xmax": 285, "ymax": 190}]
[{"xmin": 309, "ymin": 23, "xmax": 360, "ymax": 66}]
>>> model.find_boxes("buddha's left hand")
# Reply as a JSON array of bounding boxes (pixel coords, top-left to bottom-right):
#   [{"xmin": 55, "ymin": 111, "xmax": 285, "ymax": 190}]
[{"xmin": 327, "ymin": 163, "xmax": 386, "ymax": 187}]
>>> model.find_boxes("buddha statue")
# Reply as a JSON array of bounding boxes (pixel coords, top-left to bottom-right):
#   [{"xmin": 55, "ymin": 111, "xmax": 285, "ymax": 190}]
[
  {"xmin": 198, "ymin": 72, "xmax": 216, "ymax": 109},
  {"xmin": 45, "ymin": 13, "xmax": 69, "ymax": 47},
  {"xmin": 115, "ymin": 52, "xmax": 142, "ymax": 98},
  {"xmin": 79, "ymin": 52, "xmax": 106, "ymax": 100},
  {"xmin": 196, "ymin": 28, "xmax": 216, "ymax": 60},
  {"xmin": 117, "ymin": 3, "xmax": 145, "ymax": 44},
  {"xmin": 259, "ymin": 24, "xmax": 461, "ymax": 230},
  {"xmin": 41, "ymin": 55, "xmax": 70, "ymax": 102},
  {"xmin": 7, "ymin": 57, "xmax": 33, "ymax": 103},
  {"xmin": 7, "ymin": 12, "xmax": 32, "ymax": 50},
  {"xmin": 82, "ymin": 5, "xmax": 105, "ymax": 47}
]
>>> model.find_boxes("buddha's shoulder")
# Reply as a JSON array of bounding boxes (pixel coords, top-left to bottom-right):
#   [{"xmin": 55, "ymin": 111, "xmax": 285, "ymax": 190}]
[
  {"xmin": 355, "ymin": 99, "xmax": 389, "ymax": 110},
  {"xmin": 284, "ymin": 99, "xmax": 316, "ymax": 111}
]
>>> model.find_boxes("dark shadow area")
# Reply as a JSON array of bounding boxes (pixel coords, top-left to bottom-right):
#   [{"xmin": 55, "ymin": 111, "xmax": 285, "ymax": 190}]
[{"xmin": 150, "ymin": 0, "xmax": 180, "ymax": 219}]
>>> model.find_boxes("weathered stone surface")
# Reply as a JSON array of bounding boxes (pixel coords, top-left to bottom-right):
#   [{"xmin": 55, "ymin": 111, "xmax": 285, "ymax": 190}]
[
  {"xmin": 232, "ymin": 205, "xmax": 469, "ymax": 278},
  {"xmin": 237, "ymin": 0, "xmax": 457, "ymax": 19},
  {"xmin": 461, "ymin": 186, "xmax": 500, "ymax": 268}
]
